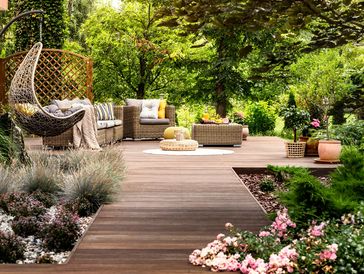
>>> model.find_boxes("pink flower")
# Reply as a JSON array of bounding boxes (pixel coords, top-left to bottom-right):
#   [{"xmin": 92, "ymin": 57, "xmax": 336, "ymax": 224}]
[
  {"xmin": 216, "ymin": 233, "xmax": 225, "ymax": 240},
  {"xmin": 319, "ymin": 244, "xmax": 338, "ymax": 261},
  {"xmin": 225, "ymin": 222, "xmax": 234, "ymax": 230},
  {"xmin": 308, "ymin": 222, "xmax": 326, "ymax": 237},
  {"xmin": 259, "ymin": 231, "xmax": 271, "ymax": 237},
  {"xmin": 270, "ymin": 208, "xmax": 296, "ymax": 238},
  {"xmin": 311, "ymin": 119, "xmax": 320, "ymax": 128}
]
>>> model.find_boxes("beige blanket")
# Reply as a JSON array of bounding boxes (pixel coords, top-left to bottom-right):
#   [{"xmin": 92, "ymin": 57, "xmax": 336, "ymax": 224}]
[{"xmin": 73, "ymin": 104, "xmax": 100, "ymax": 150}]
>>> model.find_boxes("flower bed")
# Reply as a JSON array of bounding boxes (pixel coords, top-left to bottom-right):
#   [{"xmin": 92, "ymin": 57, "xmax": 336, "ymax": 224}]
[
  {"xmin": 189, "ymin": 208, "xmax": 364, "ymax": 273},
  {"xmin": 0, "ymin": 147, "xmax": 124, "ymax": 264}
]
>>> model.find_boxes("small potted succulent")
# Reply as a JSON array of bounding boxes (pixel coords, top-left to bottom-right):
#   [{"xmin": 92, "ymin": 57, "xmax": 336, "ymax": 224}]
[
  {"xmin": 233, "ymin": 112, "xmax": 249, "ymax": 140},
  {"xmin": 281, "ymin": 106, "xmax": 310, "ymax": 158}
]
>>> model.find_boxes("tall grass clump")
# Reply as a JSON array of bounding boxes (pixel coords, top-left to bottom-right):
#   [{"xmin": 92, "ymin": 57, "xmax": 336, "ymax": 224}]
[
  {"xmin": 0, "ymin": 166, "xmax": 19, "ymax": 194},
  {"xmin": 19, "ymin": 155, "xmax": 62, "ymax": 196},
  {"xmin": 62, "ymin": 147, "xmax": 124, "ymax": 216}
]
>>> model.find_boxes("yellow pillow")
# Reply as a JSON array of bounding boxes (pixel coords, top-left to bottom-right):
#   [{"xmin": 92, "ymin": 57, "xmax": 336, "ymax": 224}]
[
  {"xmin": 163, "ymin": 127, "xmax": 191, "ymax": 139},
  {"xmin": 158, "ymin": 99, "xmax": 167, "ymax": 119}
]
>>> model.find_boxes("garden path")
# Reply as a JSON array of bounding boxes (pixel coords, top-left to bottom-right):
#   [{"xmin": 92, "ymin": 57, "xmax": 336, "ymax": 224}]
[{"xmin": 1, "ymin": 137, "xmax": 337, "ymax": 273}]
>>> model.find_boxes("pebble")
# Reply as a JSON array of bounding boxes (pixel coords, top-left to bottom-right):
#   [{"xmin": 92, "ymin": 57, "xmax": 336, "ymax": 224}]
[{"xmin": 0, "ymin": 207, "xmax": 93, "ymax": 264}]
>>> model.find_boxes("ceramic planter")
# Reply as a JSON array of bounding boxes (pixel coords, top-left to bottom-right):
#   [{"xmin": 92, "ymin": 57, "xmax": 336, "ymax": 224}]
[{"xmin": 318, "ymin": 140, "xmax": 341, "ymax": 162}]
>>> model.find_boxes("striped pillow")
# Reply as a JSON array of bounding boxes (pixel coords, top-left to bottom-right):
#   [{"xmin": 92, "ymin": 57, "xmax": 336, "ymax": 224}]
[{"xmin": 95, "ymin": 103, "xmax": 115, "ymax": 120}]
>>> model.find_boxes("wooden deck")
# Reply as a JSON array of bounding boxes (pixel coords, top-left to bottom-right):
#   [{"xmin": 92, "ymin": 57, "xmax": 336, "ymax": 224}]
[{"xmin": 1, "ymin": 137, "xmax": 337, "ymax": 273}]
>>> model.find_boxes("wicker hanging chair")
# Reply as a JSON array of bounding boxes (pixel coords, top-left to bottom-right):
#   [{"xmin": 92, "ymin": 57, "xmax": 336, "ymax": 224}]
[{"xmin": 9, "ymin": 42, "xmax": 85, "ymax": 137}]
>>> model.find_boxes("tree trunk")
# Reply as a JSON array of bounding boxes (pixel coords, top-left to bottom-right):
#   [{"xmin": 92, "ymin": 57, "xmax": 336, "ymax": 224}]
[
  {"xmin": 137, "ymin": 54, "xmax": 146, "ymax": 99},
  {"xmin": 215, "ymin": 81, "xmax": 227, "ymax": 117},
  {"xmin": 215, "ymin": 37, "xmax": 228, "ymax": 117}
]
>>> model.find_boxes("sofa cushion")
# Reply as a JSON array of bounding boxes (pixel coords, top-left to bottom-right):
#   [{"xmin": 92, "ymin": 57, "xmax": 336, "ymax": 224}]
[
  {"xmin": 114, "ymin": 119, "xmax": 122, "ymax": 126},
  {"xmin": 125, "ymin": 99, "xmax": 143, "ymax": 109},
  {"xmin": 140, "ymin": 99, "xmax": 160, "ymax": 119},
  {"xmin": 95, "ymin": 103, "xmax": 115, "ymax": 120},
  {"xmin": 158, "ymin": 99, "xmax": 167, "ymax": 119},
  {"xmin": 140, "ymin": 118, "xmax": 170, "ymax": 125}
]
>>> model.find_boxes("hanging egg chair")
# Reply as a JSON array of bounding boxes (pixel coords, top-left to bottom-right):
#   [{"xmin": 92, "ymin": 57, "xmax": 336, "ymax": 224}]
[{"xmin": 9, "ymin": 42, "xmax": 85, "ymax": 137}]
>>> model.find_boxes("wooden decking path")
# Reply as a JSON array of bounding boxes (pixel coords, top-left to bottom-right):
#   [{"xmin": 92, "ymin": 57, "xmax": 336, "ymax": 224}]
[{"xmin": 1, "ymin": 137, "xmax": 337, "ymax": 273}]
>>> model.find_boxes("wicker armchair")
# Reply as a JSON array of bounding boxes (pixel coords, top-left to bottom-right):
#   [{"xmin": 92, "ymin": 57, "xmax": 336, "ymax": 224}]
[{"xmin": 123, "ymin": 105, "xmax": 175, "ymax": 139}]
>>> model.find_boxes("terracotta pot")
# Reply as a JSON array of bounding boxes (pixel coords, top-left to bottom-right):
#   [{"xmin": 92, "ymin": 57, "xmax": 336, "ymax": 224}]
[
  {"xmin": 242, "ymin": 125, "xmax": 249, "ymax": 141},
  {"xmin": 318, "ymin": 140, "xmax": 341, "ymax": 161}
]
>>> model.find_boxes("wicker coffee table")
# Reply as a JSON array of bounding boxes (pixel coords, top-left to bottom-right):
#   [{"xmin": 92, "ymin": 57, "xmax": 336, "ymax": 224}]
[
  {"xmin": 160, "ymin": 139, "xmax": 199, "ymax": 151},
  {"xmin": 192, "ymin": 124, "xmax": 242, "ymax": 146}
]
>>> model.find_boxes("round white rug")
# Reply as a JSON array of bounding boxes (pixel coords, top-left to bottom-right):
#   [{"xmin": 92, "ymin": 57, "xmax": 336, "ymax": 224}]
[{"xmin": 143, "ymin": 148, "xmax": 234, "ymax": 156}]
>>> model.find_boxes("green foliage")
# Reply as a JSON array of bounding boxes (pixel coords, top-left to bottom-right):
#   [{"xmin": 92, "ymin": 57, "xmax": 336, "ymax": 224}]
[
  {"xmin": 290, "ymin": 46, "xmax": 362, "ymax": 120},
  {"xmin": 0, "ymin": 128, "xmax": 16, "ymax": 165},
  {"xmin": 276, "ymin": 149, "xmax": 364, "ymax": 226},
  {"xmin": 331, "ymin": 120, "xmax": 364, "ymax": 147},
  {"xmin": 14, "ymin": 0, "xmax": 66, "ymax": 50},
  {"xmin": 259, "ymin": 179, "xmax": 275, "ymax": 193},
  {"xmin": 278, "ymin": 173, "xmax": 337, "ymax": 225},
  {"xmin": 330, "ymin": 147, "xmax": 364, "ymax": 201},
  {"xmin": 281, "ymin": 106, "xmax": 310, "ymax": 142},
  {"xmin": 82, "ymin": 2, "xmax": 191, "ymax": 101},
  {"xmin": 0, "ymin": 232, "xmax": 25, "ymax": 263},
  {"xmin": 267, "ymin": 165, "xmax": 311, "ymax": 184},
  {"xmin": 244, "ymin": 101, "xmax": 276, "ymax": 135}
]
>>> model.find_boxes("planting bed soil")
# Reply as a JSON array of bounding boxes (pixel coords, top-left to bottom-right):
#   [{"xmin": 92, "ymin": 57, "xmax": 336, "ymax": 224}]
[{"xmin": 234, "ymin": 167, "xmax": 334, "ymax": 214}]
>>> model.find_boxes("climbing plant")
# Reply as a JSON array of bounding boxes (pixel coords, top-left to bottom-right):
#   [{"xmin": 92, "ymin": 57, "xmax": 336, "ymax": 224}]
[{"xmin": 14, "ymin": 0, "xmax": 65, "ymax": 51}]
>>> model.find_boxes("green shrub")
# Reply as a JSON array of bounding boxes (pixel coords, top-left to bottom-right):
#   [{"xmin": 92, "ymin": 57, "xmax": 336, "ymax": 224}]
[
  {"xmin": 245, "ymin": 101, "xmax": 276, "ymax": 135},
  {"xmin": 11, "ymin": 216, "xmax": 40, "ymax": 237},
  {"xmin": 30, "ymin": 191, "xmax": 57, "ymax": 208},
  {"xmin": 267, "ymin": 165, "xmax": 311, "ymax": 184},
  {"xmin": 0, "ymin": 232, "xmax": 25, "ymax": 263},
  {"xmin": 278, "ymin": 174, "xmax": 337, "ymax": 225},
  {"xmin": 331, "ymin": 120, "xmax": 364, "ymax": 147},
  {"xmin": 259, "ymin": 179, "xmax": 275, "ymax": 192},
  {"xmin": 330, "ymin": 146, "xmax": 364, "ymax": 202},
  {"xmin": 41, "ymin": 207, "xmax": 80, "ymax": 252}
]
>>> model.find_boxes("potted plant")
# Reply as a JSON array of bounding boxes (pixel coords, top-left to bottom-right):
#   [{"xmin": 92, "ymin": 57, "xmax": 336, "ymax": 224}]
[
  {"xmin": 232, "ymin": 112, "xmax": 249, "ymax": 140},
  {"xmin": 316, "ymin": 97, "xmax": 342, "ymax": 162},
  {"xmin": 281, "ymin": 106, "xmax": 310, "ymax": 158},
  {"xmin": 300, "ymin": 118, "xmax": 321, "ymax": 156}
]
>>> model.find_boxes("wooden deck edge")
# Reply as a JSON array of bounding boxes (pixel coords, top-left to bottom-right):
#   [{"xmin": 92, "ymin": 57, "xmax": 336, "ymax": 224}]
[
  {"xmin": 231, "ymin": 168, "xmax": 268, "ymax": 216},
  {"xmin": 65, "ymin": 204, "xmax": 104, "ymax": 264}
]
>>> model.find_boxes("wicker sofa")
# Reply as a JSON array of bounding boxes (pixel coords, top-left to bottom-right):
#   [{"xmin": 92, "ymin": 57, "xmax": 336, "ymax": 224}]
[
  {"xmin": 123, "ymin": 105, "xmax": 175, "ymax": 139},
  {"xmin": 43, "ymin": 105, "xmax": 123, "ymax": 147}
]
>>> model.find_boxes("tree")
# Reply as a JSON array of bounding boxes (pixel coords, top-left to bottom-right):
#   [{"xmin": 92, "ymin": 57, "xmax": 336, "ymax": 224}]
[
  {"xmin": 159, "ymin": 0, "xmax": 364, "ymax": 116},
  {"xmin": 14, "ymin": 0, "xmax": 66, "ymax": 51},
  {"xmin": 82, "ymin": 0, "xmax": 192, "ymax": 101},
  {"xmin": 65, "ymin": 0, "xmax": 95, "ymax": 43}
]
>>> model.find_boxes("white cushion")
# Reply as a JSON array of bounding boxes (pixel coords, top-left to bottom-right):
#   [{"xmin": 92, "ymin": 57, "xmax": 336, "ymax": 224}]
[
  {"xmin": 140, "ymin": 99, "xmax": 160, "ymax": 119},
  {"xmin": 114, "ymin": 119, "xmax": 122, "ymax": 126},
  {"xmin": 97, "ymin": 120, "xmax": 115, "ymax": 129}
]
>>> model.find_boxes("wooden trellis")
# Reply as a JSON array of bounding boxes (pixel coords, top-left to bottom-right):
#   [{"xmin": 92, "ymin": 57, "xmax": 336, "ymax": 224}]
[{"xmin": 0, "ymin": 49, "xmax": 93, "ymax": 106}]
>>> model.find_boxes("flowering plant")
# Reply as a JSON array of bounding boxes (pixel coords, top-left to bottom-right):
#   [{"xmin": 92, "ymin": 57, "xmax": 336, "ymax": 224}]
[
  {"xmin": 302, "ymin": 118, "xmax": 321, "ymax": 137},
  {"xmin": 189, "ymin": 208, "xmax": 364, "ymax": 273}
]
